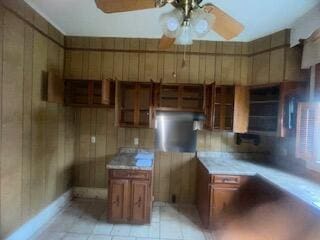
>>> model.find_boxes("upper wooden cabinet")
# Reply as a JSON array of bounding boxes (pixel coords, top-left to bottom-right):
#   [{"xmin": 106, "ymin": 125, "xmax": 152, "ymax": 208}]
[
  {"xmin": 204, "ymin": 84, "xmax": 249, "ymax": 133},
  {"xmin": 154, "ymin": 83, "xmax": 205, "ymax": 112},
  {"xmin": 214, "ymin": 86, "xmax": 235, "ymax": 131},
  {"xmin": 204, "ymin": 83, "xmax": 215, "ymax": 130},
  {"xmin": 247, "ymin": 82, "xmax": 308, "ymax": 136},
  {"xmin": 65, "ymin": 79, "xmax": 115, "ymax": 108},
  {"xmin": 47, "ymin": 71, "xmax": 64, "ymax": 104},
  {"xmin": 116, "ymin": 81, "xmax": 153, "ymax": 128}
]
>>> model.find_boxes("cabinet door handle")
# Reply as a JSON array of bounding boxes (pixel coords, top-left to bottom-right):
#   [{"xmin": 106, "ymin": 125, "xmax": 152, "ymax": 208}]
[
  {"xmin": 135, "ymin": 197, "xmax": 142, "ymax": 207},
  {"xmin": 113, "ymin": 196, "xmax": 120, "ymax": 206}
]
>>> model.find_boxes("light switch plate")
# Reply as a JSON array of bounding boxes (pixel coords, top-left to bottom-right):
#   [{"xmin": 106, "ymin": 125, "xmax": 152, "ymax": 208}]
[
  {"xmin": 134, "ymin": 137, "xmax": 139, "ymax": 146},
  {"xmin": 91, "ymin": 136, "xmax": 96, "ymax": 144}
]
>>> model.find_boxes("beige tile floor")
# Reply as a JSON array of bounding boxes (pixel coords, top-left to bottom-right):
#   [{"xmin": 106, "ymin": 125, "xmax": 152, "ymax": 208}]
[{"xmin": 29, "ymin": 198, "xmax": 215, "ymax": 240}]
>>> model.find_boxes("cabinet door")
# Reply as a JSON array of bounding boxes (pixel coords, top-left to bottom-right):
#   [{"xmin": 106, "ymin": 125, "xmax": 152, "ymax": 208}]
[
  {"xmin": 47, "ymin": 71, "xmax": 64, "ymax": 103},
  {"xmin": 210, "ymin": 186, "xmax": 239, "ymax": 226},
  {"xmin": 137, "ymin": 83, "xmax": 152, "ymax": 127},
  {"xmin": 131, "ymin": 180, "xmax": 150, "ymax": 224},
  {"xmin": 233, "ymin": 86, "xmax": 249, "ymax": 133},
  {"xmin": 108, "ymin": 179, "xmax": 130, "ymax": 222},
  {"xmin": 204, "ymin": 83, "xmax": 215, "ymax": 130},
  {"xmin": 101, "ymin": 79, "xmax": 115, "ymax": 106}
]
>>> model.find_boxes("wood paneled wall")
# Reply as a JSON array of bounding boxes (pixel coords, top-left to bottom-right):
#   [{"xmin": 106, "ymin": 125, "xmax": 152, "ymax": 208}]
[
  {"xmin": 64, "ymin": 34, "xmax": 290, "ymax": 204},
  {"xmin": 248, "ymin": 29, "xmax": 308, "ymax": 85},
  {"xmin": 0, "ymin": 1, "xmax": 75, "ymax": 238}
]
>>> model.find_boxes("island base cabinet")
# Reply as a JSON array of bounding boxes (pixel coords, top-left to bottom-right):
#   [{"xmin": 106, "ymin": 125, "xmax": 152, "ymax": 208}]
[
  {"xmin": 108, "ymin": 179, "xmax": 130, "ymax": 223},
  {"xmin": 197, "ymin": 162, "xmax": 243, "ymax": 229},
  {"xmin": 107, "ymin": 169, "xmax": 152, "ymax": 224},
  {"xmin": 209, "ymin": 186, "xmax": 239, "ymax": 227},
  {"xmin": 131, "ymin": 180, "xmax": 150, "ymax": 224}
]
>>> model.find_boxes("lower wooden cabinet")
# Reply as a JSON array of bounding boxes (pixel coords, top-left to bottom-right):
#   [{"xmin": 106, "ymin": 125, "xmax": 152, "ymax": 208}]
[
  {"xmin": 210, "ymin": 185, "xmax": 240, "ymax": 221},
  {"xmin": 108, "ymin": 179, "xmax": 130, "ymax": 222},
  {"xmin": 107, "ymin": 169, "xmax": 153, "ymax": 224},
  {"xmin": 196, "ymin": 161, "xmax": 246, "ymax": 228}
]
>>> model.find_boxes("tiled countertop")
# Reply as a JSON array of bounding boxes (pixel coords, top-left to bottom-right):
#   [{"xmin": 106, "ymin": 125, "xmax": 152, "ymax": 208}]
[
  {"xmin": 107, "ymin": 148, "xmax": 154, "ymax": 171},
  {"xmin": 197, "ymin": 152, "xmax": 320, "ymax": 211}
]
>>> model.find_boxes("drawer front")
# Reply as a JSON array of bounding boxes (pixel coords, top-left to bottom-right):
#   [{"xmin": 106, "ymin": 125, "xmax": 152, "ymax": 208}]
[
  {"xmin": 111, "ymin": 170, "xmax": 150, "ymax": 180},
  {"xmin": 214, "ymin": 175, "xmax": 241, "ymax": 185}
]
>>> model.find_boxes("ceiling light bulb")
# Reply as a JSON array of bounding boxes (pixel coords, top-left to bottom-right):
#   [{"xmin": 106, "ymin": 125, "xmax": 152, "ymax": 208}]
[
  {"xmin": 160, "ymin": 9, "xmax": 183, "ymax": 38},
  {"xmin": 194, "ymin": 19, "xmax": 209, "ymax": 35},
  {"xmin": 191, "ymin": 8, "xmax": 214, "ymax": 37},
  {"xmin": 175, "ymin": 21, "xmax": 193, "ymax": 45},
  {"xmin": 166, "ymin": 17, "xmax": 179, "ymax": 32}
]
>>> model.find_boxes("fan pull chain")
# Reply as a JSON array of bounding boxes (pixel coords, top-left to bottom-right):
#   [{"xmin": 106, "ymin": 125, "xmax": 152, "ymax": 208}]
[{"xmin": 182, "ymin": 45, "xmax": 187, "ymax": 68}]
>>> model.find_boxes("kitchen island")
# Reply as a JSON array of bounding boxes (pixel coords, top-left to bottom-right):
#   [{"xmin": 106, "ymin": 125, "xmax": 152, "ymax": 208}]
[{"xmin": 107, "ymin": 148, "xmax": 154, "ymax": 224}]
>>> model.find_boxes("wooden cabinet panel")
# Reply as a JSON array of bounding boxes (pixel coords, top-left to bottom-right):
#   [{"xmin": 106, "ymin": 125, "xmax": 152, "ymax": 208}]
[
  {"xmin": 65, "ymin": 79, "xmax": 115, "ymax": 108},
  {"xmin": 131, "ymin": 180, "xmax": 150, "ymax": 223},
  {"xmin": 156, "ymin": 83, "xmax": 204, "ymax": 112},
  {"xmin": 209, "ymin": 185, "xmax": 239, "ymax": 228},
  {"xmin": 233, "ymin": 86, "xmax": 249, "ymax": 133},
  {"xmin": 111, "ymin": 170, "xmax": 150, "ymax": 180},
  {"xmin": 196, "ymin": 161, "xmax": 243, "ymax": 229},
  {"xmin": 214, "ymin": 175, "xmax": 241, "ymax": 185},
  {"xmin": 117, "ymin": 81, "xmax": 153, "ymax": 128},
  {"xmin": 47, "ymin": 71, "xmax": 64, "ymax": 103},
  {"xmin": 204, "ymin": 83, "xmax": 215, "ymax": 130},
  {"xmin": 108, "ymin": 169, "xmax": 153, "ymax": 224},
  {"xmin": 248, "ymin": 85, "xmax": 280, "ymax": 134},
  {"xmin": 108, "ymin": 179, "xmax": 130, "ymax": 222},
  {"xmin": 102, "ymin": 79, "xmax": 113, "ymax": 105},
  {"xmin": 214, "ymin": 86, "xmax": 235, "ymax": 131}
]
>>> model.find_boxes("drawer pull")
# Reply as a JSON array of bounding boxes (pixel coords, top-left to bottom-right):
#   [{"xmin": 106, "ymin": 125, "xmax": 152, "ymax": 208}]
[{"xmin": 215, "ymin": 176, "xmax": 240, "ymax": 184}]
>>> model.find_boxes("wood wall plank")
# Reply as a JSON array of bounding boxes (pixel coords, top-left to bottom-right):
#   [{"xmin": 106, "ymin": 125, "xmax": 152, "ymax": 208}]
[
  {"xmin": 21, "ymin": 23, "xmax": 33, "ymax": 222},
  {"xmin": 1, "ymin": 10, "xmax": 24, "ymax": 236},
  {"xmin": 0, "ymin": 2, "xmax": 74, "ymax": 238},
  {"xmin": 0, "ymin": 5, "xmax": 3, "ymax": 236}
]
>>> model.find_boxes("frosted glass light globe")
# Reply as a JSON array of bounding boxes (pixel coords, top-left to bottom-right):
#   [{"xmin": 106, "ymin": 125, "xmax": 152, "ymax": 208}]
[{"xmin": 167, "ymin": 17, "xmax": 180, "ymax": 32}]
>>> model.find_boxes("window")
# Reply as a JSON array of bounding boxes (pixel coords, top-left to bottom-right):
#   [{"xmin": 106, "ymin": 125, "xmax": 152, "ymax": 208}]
[{"xmin": 296, "ymin": 102, "xmax": 320, "ymax": 171}]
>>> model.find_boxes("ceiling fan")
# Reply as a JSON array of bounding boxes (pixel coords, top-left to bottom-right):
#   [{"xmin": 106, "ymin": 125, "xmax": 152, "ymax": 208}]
[{"xmin": 95, "ymin": 0, "xmax": 244, "ymax": 49}]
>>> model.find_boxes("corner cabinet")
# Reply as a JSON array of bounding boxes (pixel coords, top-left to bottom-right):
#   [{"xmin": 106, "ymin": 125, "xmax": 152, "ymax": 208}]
[
  {"xmin": 196, "ymin": 161, "xmax": 247, "ymax": 228},
  {"xmin": 248, "ymin": 81, "xmax": 308, "ymax": 136},
  {"xmin": 107, "ymin": 169, "xmax": 153, "ymax": 224}
]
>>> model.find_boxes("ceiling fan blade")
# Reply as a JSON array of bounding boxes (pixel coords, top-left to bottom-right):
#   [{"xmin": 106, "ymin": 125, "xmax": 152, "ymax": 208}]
[
  {"xmin": 203, "ymin": 4, "xmax": 244, "ymax": 40},
  {"xmin": 96, "ymin": 0, "xmax": 156, "ymax": 13},
  {"xmin": 159, "ymin": 35, "xmax": 175, "ymax": 49}
]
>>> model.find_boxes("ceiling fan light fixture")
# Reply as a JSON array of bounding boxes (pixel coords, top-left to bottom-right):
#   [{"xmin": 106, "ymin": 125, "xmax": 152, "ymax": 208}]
[
  {"xmin": 191, "ymin": 8, "xmax": 214, "ymax": 37},
  {"xmin": 160, "ymin": 9, "xmax": 183, "ymax": 38},
  {"xmin": 175, "ymin": 20, "xmax": 193, "ymax": 46}
]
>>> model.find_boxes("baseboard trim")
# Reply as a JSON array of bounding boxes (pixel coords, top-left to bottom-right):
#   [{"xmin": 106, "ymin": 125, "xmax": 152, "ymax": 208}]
[
  {"xmin": 6, "ymin": 190, "xmax": 72, "ymax": 240},
  {"xmin": 73, "ymin": 187, "xmax": 108, "ymax": 200}
]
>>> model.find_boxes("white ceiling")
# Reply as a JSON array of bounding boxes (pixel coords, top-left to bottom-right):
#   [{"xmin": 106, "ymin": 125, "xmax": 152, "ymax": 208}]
[{"xmin": 24, "ymin": 0, "xmax": 320, "ymax": 42}]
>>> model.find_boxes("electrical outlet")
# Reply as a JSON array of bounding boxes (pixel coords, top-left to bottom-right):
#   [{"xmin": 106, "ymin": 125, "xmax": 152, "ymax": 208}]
[
  {"xmin": 134, "ymin": 137, "xmax": 139, "ymax": 146},
  {"xmin": 91, "ymin": 136, "xmax": 96, "ymax": 144}
]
